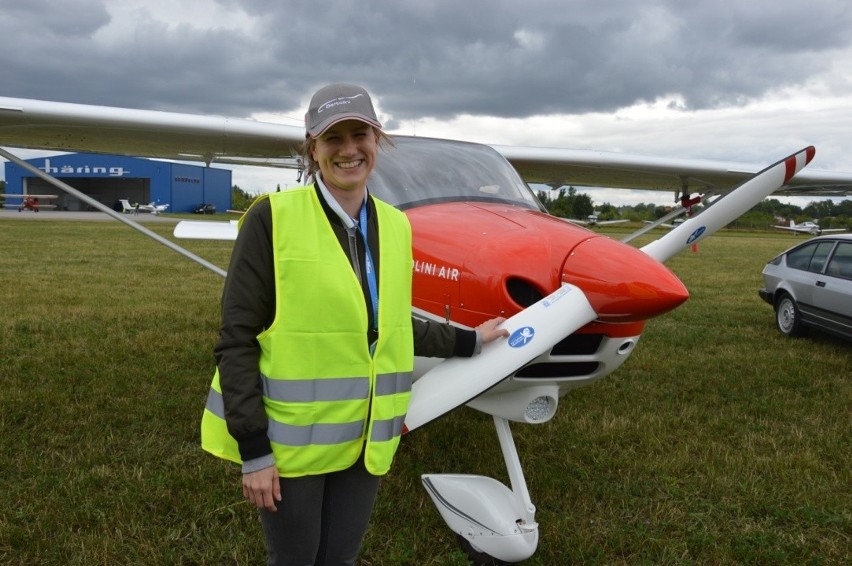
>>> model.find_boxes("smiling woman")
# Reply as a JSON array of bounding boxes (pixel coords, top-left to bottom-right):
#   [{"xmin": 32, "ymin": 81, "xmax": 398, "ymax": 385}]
[
  {"xmin": 203, "ymin": 82, "xmax": 508, "ymax": 566},
  {"xmin": 307, "ymin": 120, "xmax": 379, "ymax": 205}
]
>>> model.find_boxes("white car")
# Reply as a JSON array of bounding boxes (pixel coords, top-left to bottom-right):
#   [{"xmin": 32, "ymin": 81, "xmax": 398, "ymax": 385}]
[{"xmin": 759, "ymin": 234, "xmax": 852, "ymax": 340}]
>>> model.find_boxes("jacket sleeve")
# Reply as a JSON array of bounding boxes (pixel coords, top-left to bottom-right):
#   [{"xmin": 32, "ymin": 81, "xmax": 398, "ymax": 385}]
[
  {"xmin": 213, "ymin": 199, "xmax": 276, "ymax": 462},
  {"xmin": 412, "ymin": 318, "xmax": 477, "ymax": 358}
]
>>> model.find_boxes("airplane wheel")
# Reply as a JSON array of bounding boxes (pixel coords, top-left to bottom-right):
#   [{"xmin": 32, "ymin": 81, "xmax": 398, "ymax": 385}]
[
  {"xmin": 455, "ymin": 534, "xmax": 511, "ymax": 566},
  {"xmin": 775, "ymin": 293, "xmax": 807, "ymax": 337}
]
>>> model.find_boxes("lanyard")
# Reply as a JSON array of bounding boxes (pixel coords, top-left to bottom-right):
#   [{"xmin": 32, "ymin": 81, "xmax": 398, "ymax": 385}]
[
  {"xmin": 312, "ymin": 177, "xmax": 379, "ymax": 342},
  {"xmin": 357, "ymin": 200, "xmax": 379, "ymax": 334}
]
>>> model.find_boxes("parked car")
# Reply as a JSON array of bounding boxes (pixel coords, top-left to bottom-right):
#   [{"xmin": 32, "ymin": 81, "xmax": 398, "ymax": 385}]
[
  {"xmin": 758, "ymin": 234, "xmax": 852, "ymax": 340},
  {"xmin": 193, "ymin": 203, "xmax": 216, "ymax": 214}
]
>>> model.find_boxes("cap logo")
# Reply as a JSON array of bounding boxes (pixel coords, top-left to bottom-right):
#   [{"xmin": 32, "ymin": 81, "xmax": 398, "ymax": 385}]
[{"xmin": 318, "ymin": 94, "xmax": 365, "ymax": 114}]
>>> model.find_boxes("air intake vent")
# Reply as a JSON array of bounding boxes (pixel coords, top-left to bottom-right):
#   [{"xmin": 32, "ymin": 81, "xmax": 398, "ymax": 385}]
[
  {"xmin": 506, "ymin": 277, "xmax": 544, "ymax": 308},
  {"xmin": 515, "ymin": 362, "xmax": 600, "ymax": 379},
  {"xmin": 551, "ymin": 334, "xmax": 604, "ymax": 355}
]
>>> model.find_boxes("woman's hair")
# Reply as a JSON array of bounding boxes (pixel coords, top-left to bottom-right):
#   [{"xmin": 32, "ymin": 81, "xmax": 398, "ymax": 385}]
[{"xmin": 300, "ymin": 126, "xmax": 394, "ymax": 180}]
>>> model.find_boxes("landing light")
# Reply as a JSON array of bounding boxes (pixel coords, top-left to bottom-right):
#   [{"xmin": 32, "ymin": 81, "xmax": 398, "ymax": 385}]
[
  {"xmin": 617, "ymin": 339, "xmax": 637, "ymax": 355},
  {"xmin": 525, "ymin": 396, "xmax": 556, "ymax": 422},
  {"xmin": 467, "ymin": 386, "xmax": 560, "ymax": 423}
]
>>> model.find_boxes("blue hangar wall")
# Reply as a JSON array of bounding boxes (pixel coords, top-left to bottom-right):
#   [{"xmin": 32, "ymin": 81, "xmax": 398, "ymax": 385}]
[{"xmin": 4, "ymin": 153, "xmax": 231, "ymax": 213}]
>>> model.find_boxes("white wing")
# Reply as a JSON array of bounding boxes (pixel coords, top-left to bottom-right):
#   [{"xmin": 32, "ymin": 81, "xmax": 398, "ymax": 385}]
[
  {"xmin": 3, "ymin": 96, "xmax": 852, "ymax": 196},
  {"xmin": 0, "ymin": 96, "xmax": 303, "ymax": 167},
  {"xmin": 173, "ymin": 220, "xmax": 239, "ymax": 240},
  {"xmin": 495, "ymin": 143, "xmax": 852, "ymax": 197}
]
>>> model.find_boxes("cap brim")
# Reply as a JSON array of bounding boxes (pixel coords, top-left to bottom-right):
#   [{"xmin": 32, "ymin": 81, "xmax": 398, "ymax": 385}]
[{"xmin": 308, "ymin": 113, "xmax": 383, "ymax": 137}]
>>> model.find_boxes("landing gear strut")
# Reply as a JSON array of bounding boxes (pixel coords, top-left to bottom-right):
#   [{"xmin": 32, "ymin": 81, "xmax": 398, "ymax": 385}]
[{"xmin": 422, "ymin": 416, "xmax": 539, "ymax": 564}]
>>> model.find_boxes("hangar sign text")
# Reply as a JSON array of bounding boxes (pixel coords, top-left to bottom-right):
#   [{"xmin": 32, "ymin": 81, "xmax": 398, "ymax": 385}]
[{"xmin": 39, "ymin": 158, "xmax": 129, "ymax": 177}]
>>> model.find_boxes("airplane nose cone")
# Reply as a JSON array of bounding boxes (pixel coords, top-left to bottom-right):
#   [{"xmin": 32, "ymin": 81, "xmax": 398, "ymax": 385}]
[{"xmin": 562, "ymin": 236, "xmax": 689, "ymax": 321}]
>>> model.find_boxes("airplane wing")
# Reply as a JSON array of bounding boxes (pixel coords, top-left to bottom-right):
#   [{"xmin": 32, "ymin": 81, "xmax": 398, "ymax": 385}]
[
  {"xmin": 3, "ymin": 96, "xmax": 852, "ymax": 197},
  {"xmin": 0, "ymin": 96, "xmax": 304, "ymax": 167},
  {"xmin": 0, "ymin": 193, "xmax": 58, "ymax": 199},
  {"xmin": 494, "ymin": 144, "xmax": 852, "ymax": 198},
  {"xmin": 173, "ymin": 220, "xmax": 239, "ymax": 240},
  {"xmin": 641, "ymin": 147, "xmax": 816, "ymax": 262},
  {"xmin": 644, "ymin": 220, "xmax": 676, "ymax": 229},
  {"xmin": 564, "ymin": 218, "xmax": 628, "ymax": 226}
]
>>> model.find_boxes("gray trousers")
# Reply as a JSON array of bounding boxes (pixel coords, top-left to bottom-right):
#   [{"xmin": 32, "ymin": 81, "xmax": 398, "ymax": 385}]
[{"xmin": 259, "ymin": 459, "xmax": 381, "ymax": 566}]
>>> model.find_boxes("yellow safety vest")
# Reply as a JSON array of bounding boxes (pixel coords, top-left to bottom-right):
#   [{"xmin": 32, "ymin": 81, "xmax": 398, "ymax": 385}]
[{"xmin": 201, "ymin": 187, "xmax": 414, "ymax": 476}]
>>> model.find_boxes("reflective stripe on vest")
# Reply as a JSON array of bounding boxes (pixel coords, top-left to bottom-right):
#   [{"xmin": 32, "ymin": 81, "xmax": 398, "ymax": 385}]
[
  {"xmin": 261, "ymin": 374, "xmax": 370, "ymax": 402},
  {"xmin": 260, "ymin": 372, "xmax": 411, "ymax": 402},
  {"xmin": 200, "ymin": 187, "xmax": 414, "ymax": 477},
  {"xmin": 205, "ymin": 379, "xmax": 407, "ymax": 447}
]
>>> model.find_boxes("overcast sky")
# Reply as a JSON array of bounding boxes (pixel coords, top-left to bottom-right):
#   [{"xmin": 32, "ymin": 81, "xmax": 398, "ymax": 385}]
[{"xmin": 2, "ymin": 0, "xmax": 851, "ymax": 206}]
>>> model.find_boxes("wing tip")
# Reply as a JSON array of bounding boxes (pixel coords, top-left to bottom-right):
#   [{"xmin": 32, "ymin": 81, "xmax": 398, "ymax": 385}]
[
  {"xmin": 806, "ymin": 145, "xmax": 816, "ymax": 164},
  {"xmin": 785, "ymin": 146, "xmax": 817, "ymax": 183}
]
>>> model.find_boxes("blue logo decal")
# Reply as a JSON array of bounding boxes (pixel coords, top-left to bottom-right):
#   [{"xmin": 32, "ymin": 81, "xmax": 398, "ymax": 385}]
[
  {"xmin": 686, "ymin": 226, "xmax": 706, "ymax": 244},
  {"xmin": 509, "ymin": 327, "xmax": 535, "ymax": 348}
]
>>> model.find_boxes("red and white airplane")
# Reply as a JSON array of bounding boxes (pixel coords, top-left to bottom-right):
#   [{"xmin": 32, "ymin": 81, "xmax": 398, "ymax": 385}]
[
  {"xmin": 2, "ymin": 96, "xmax": 852, "ymax": 563},
  {"xmin": 0, "ymin": 192, "xmax": 58, "ymax": 211}
]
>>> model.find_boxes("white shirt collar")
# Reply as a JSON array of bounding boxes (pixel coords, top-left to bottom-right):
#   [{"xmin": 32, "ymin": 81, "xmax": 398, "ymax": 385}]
[{"xmin": 314, "ymin": 175, "xmax": 367, "ymax": 230}]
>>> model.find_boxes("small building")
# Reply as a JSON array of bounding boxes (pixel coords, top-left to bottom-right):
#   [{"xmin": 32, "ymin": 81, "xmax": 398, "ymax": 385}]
[{"xmin": 3, "ymin": 153, "xmax": 231, "ymax": 213}]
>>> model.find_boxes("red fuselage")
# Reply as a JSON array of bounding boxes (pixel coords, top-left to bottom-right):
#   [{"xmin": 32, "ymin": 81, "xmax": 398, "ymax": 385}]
[{"xmin": 407, "ymin": 202, "xmax": 689, "ymax": 332}]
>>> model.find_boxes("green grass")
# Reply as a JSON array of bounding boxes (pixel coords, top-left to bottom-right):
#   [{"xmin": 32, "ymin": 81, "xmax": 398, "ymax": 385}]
[{"xmin": 0, "ymin": 220, "xmax": 849, "ymax": 565}]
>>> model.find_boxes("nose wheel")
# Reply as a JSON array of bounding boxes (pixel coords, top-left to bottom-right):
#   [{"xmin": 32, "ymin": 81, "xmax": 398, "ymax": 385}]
[
  {"xmin": 456, "ymin": 534, "xmax": 512, "ymax": 566},
  {"xmin": 422, "ymin": 416, "xmax": 539, "ymax": 564}
]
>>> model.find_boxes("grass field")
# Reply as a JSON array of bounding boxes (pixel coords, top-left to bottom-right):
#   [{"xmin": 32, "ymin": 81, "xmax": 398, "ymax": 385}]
[{"xmin": 0, "ymin": 218, "xmax": 849, "ymax": 565}]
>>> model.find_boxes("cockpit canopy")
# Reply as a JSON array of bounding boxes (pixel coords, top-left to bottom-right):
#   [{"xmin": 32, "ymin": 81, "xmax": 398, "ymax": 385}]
[{"xmin": 368, "ymin": 136, "xmax": 545, "ymax": 212}]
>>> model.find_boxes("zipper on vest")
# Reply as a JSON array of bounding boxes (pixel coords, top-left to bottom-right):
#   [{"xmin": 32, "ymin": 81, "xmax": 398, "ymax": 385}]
[
  {"xmin": 347, "ymin": 227, "xmax": 363, "ymax": 287},
  {"xmin": 347, "ymin": 223, "xmax": 377, "ymax": 348}
]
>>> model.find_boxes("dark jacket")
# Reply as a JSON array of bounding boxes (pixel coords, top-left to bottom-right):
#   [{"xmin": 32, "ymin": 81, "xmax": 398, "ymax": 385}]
[{"xmin": 214, "ymin": 184, "xmax": 476, "ymax": 462}]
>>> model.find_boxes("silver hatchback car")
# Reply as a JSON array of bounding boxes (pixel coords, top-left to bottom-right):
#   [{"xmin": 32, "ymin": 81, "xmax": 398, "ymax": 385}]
[{"xmin": 759, "ymin": 234, "xmax": 852, "ymax": 340}]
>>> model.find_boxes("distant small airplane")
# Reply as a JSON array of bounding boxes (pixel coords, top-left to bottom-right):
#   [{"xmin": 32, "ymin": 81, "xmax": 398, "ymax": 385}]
[
  {"xmin": 645, "ymin": 217, "xmax": 686, "ymax": 229},
  {"xmin": 119, "ymin": 199, "xmax": 170, "ymax": 215},
  {"xmin": 565, "ymin": 214, "xmax": 628, "ymax": 227},
  {"xmin": 772, "ymin": 219, "xmax": 847, "ymax": 235},
  {"xmin": 18, "ymin": 196, "xmax": 41, "ymax": 212},
  {"xmin": 0, "ymin": 193, "xmax": 58, "ymax": 211}
]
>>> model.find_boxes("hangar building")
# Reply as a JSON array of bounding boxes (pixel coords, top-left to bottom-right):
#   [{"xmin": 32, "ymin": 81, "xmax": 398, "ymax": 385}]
[{"xmin": 4, "ymin": 153, "xmax": 231, "ymax": 213}]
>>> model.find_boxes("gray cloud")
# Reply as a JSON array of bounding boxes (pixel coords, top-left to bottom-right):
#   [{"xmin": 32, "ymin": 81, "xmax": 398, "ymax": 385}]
[
  {"xmin": 5, "ymin": 0, "xmax": 111, "ymax": 37},
  {"xmin": 1, "ymin": 0, "xmax": 850, "ymax": 123}
]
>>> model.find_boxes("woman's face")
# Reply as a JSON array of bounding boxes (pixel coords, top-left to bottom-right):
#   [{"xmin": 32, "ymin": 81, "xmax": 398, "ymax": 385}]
[{"xmin": 310, "ymin": 120, "xmax": 378, "ymax": 194}]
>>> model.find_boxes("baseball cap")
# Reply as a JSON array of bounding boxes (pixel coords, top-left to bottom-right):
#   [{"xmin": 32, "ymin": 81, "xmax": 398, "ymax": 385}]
[{"xmin": 305, "ymin": 83, "xmax": 382, "ymax": 137}]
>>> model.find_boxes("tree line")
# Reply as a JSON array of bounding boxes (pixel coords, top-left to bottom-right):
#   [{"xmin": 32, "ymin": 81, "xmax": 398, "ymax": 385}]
[
  {"xmin": 231, "ymin": 184, "xmax": 255, "ymax": 211},
  {"xmin": 232, "ymin": 182, "xmax": 850, "ymax": 231},
  {"xmin": 536, "ymin": 186, "xmax": 852, "ymax": 230}
]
